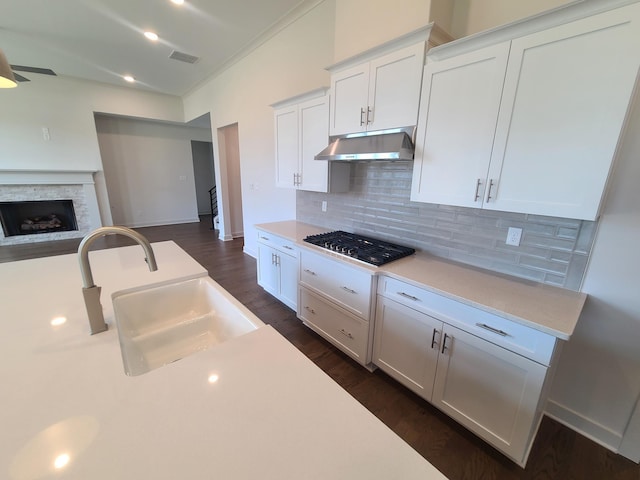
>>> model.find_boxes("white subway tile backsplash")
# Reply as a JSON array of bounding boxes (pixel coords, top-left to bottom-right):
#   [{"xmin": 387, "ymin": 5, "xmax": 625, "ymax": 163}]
[{"xmin": 297, "ymin": 162, "xmax": 596, "ymax": 290}]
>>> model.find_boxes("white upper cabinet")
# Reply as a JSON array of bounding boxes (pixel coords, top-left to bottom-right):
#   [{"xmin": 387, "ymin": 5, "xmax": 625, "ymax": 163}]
[
  {"xmin": 273, "ymin": 89, "xmax": 349, "ymax": 193},
  {"xmin": 411, "ymin": 42, "xmax": 510, "ymax": 207},
  {"xmin": 486, "ymin": 5, "xmax": 640, "ymax": 219},
  {"xmin": 330, "ymin": 43, "xmax": 426, "ymax": 136},
  {"xmin": 411, "ymin": 2, "xmax": 640, "ymax": 220}
]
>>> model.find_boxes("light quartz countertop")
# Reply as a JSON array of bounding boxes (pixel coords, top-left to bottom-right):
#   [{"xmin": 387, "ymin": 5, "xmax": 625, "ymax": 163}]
[
  {"xmin": 256, "ymin": 220, "xmax": 587, "ymax": 339},
  {"xmin": 0, "ymin": 240, "xmax": 447, "ymax": 480}
]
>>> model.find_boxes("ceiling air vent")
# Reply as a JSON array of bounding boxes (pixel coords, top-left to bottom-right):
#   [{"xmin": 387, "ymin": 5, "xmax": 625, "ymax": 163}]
[{"xmin": 169, "ymin": 50, "xmax": 199, "ymax": 64}]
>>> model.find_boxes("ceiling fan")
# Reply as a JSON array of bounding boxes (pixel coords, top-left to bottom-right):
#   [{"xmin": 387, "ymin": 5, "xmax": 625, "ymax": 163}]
[{"xmin": 9, "ymin": 64, "xmax": 57, "ymax": 83}]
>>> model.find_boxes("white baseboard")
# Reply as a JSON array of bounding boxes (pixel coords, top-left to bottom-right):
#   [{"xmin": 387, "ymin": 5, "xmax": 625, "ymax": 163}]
[
  {"xmin": 545, "ymin": 399, "xmax": 622, "ymax": 453},
  {"xmin": 243, "ymin": 246, "xmax": 257, "ymax": 258},
  {"xmin": 124, "ymin": 217, "xmax": 201, "ymax": 228}
]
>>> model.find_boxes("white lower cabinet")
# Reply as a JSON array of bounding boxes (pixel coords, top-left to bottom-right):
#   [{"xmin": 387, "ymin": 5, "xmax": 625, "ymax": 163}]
[
  {"xmin": 299, "ymin": 287, "xmax": 369, "ymax": 363},
  {"xmin": 372, "ymin": 296, "xmax": 440, "ymax": 399},
  {"xmin": 298, "ymin": 249, "xmax": 376, "ymax": 368},
  {"xmin": 257, "ymin": 231, "xmax": 299, "ymax": 310},
  {"xmin": 373, "ymin": 277, "xmax": 557, "ymax": 467},
  {"xmin": 432, "ymin": 324, "xmax": 547, "ymax": 466}
]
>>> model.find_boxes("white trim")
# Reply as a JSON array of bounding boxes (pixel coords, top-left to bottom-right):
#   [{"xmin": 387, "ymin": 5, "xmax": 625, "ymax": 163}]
[
  {"xmin": 618, "ymin": 395, "xmax": 640, "ymax": 462},
  {"xmin": 0, "ymin": 170, "xmax": 97, "ymax": 185},
  {"xmin": 545, "ymin": 399, "xmax": 623, "ymax": 453}
]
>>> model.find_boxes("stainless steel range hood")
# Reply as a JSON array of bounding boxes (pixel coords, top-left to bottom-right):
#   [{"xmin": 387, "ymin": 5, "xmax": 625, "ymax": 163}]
[{"xmin": 315, "ymin": 126, "xmax": 416, "ymax": 162}]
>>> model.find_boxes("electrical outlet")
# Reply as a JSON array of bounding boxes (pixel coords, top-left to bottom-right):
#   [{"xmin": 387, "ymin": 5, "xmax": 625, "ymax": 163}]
[
  {"xmin": 321, "ymin": 200, "xmax": 327, "ymax": 212},
  {"xmin": 506, "ymin": 227, "xmax": 523, "ymax": 246}
]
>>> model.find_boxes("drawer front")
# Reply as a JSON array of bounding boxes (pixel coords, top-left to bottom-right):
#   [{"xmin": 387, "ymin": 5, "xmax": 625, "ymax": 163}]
[
  {"xmin": 378, "ymin": 276, "xmax": 556, "ymax": 365},
  {"xmin": 300, "ymin": 249, "xmax": 374, "ymax": 320},
  {"xmin": 299, "ymin": 286, "xmax": 370, "ymax": 365},
  {"xmin": 257, "ymin": 230, "xmax": 298, "ymax": 256}
]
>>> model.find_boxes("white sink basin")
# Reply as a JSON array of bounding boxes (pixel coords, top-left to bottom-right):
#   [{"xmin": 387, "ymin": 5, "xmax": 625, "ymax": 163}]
[{"xmin": 112, "ymin": 276, "xmax": 264, "ymax": 376}]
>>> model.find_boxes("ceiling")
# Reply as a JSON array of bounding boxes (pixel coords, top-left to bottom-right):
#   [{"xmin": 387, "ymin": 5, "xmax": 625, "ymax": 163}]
[{"xmin": 0, "ymin": 0, "xmax": 309, "ymax": 96}]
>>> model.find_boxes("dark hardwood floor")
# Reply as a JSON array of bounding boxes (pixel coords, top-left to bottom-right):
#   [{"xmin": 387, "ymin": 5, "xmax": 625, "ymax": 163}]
[{"xmin": 2, "ymin": 217, "xmax": 638, "ymax": 480}]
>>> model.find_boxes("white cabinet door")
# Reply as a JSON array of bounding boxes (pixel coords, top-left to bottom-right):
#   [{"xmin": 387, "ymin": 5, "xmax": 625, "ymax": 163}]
[
  {"xmin": 330, "ymin": 64, "xmax": 369, "ymax": 136},
  {"xmin": 432, "ymin": 324, "xmax": 547, "ymax": 465},
  {"xmin": 411, "ymin": 42, "xmax": 510, "ymax": 207},
  {"xmin": 330, "ymin": 43, "xmax": 425, "ymax": 136},
  {"xmin": 257, "ymin": 243, "xmax": 279, "ymax": 297},
  {"xmin": 278, "ymin": 251, "xmax": 298, "ymax": 310},
  {"xmin": 486, "ymin": 4, "xmax": 640, "ymax": 220},
  {"xmin": 274, "ymin": 105, "xmax": 298, "ymax": 189},
  {"xmin": 373, "ymin": 296, "xmax": 441, "ymax": 400},
  {"xmin": 257, "ymin": 234, "xmax": 298, "ymax": 310},
  {"xmin": 298, "ymin": 95, "xmax": 329, "ymax": 193},
  {"xmin": 367, "ymin": 43, "xmax": 426, "ymax": 132}
]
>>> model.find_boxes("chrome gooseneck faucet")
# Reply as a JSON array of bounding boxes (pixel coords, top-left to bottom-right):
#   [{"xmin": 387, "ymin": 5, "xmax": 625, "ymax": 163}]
[{"xmin": 78, "ymin": 226, "xmax": 158, "ymax": 335}]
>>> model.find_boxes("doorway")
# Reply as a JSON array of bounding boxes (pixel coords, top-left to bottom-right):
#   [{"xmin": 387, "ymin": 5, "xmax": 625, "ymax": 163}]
[
  {"xmin": 216, "ymin": 123, "xmax": 244, "ymax": 239},
  {"xmin": 191, "ymin": 140, "xmax": 216, "ymax": 217}
]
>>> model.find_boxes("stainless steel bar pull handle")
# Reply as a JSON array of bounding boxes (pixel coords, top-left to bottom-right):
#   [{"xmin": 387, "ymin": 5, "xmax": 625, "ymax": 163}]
[
  {"xmin": 283, "ymin": 245, "xmax": 294, "ymax": 250},
  {"xmin": 304, "ymin": 306, "xmax": 316, "ymax": 315},
  {"xmin": 486, "ymin": 179, "xmax": 496, "ymax": 202},
  {"xmin": 366, "ymin": 106, "xmax": 373, "ymax": 125},
  {"xmin": 441, "ymin": 333, "xmax": 450, "ymax": 354},
  {"xmin": 431, "ymin": 328, "xmax": 439, "ymax": 349},
  {"xmin": 339, "ymin": 328, "xmax": 354, "ymax": 339},
  {"xmin": 341, "ymin": 286, "xmax": 357, "ymax": 294},
  {"xmin": 476, "ymin": 323, "xmax": 509, "ymax": 337},
  {"xmin": 398, "ymin": 292, "xmax": 419, "ymax": 302},
  {"xmin": 360, "ymin": 107, "xmax": 366, "ymax": 126},
  {"xmin": 303, "ymin": 269, "xmax": 316, "ymax": 276},
  {"xmin": 474, "ymin": 179, "xmax": 482, "ymax": 202}
]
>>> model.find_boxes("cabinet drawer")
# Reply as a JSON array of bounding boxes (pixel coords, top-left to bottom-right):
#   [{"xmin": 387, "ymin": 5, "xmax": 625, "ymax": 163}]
[
  {"xmin": 300, "ymin": 250, "xmax": 374, "ymax": 320},
  {"xmin": 299, "ymin": 286, "xmax": 369, "ymax": 364},
  {"xmin": 257, "ymin": 230, "xmax": 298, "ymax": 256},
  {"xmin": 378, "ymin": 276, "xmax": 556, "ymax": 365}
]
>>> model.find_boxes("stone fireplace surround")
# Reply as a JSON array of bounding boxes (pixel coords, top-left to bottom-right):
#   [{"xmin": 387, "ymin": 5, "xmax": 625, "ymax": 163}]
[{"xmin": 0, "ymin": 170, "xmax": 102, "ymax": 246}]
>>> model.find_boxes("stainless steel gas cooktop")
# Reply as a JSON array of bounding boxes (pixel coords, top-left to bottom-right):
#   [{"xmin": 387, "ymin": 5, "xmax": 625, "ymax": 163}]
[{"xmin": 303, "ymin": 231, "xmax": 415, "ymax": 266}]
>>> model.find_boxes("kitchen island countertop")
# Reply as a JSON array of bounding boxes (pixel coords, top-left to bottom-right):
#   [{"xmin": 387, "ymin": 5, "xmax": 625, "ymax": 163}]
[
  {"xmin": 256, "ymin": 220, "xmax": 587, "ymax": 339},
  {"xmin": 0, "ymin": 240, "xmax": 447, "ymax": 480}
]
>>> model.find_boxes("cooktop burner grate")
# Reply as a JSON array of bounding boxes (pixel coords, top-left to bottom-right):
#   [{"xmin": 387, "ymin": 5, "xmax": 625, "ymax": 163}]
[{"xmin": 303, "ymin": 231, "xmax": 415, "ymax": 266}]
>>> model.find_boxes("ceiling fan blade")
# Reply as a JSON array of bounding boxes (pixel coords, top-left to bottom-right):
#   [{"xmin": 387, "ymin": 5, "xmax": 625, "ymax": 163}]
[
  {"xmin": 13, "ymin": 72, "xmax": 30, "ymax": 82},
  {"xmin": 10, "ymin": 65, "xmax": 56, "ymax": 76}
]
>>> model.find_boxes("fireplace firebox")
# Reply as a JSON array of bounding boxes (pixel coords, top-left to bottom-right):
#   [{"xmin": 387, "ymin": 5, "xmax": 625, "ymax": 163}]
[{"xmin": 0, "ymin": 200, "xmax": 78, "ymax": 237}]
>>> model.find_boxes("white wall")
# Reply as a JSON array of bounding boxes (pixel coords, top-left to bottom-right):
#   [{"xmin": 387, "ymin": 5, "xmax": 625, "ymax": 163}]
[
  {"xmin": 333, "ymin": 0, "xmax": 433, "ymax": 62},
  {"xmin": 0, "ymin": 74, "xmax": 185, "ymax": 226},
  {"xmin": 450, "ymin": 0, "xmax": 572, "ymax": 37},
  {"xmin": 183, "ymin": 0, "xmax": 336, "ymax": 255},
  {"xmin": 95, "ymin": 115, "xmax": 211, "ymax": 228},
  {"xmin": 547, "ymin": 87, "xmax": 640, "ymax": 456}
]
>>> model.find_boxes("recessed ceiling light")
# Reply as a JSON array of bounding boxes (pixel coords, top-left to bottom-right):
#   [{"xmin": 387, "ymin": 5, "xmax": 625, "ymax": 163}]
[
  {"xmin": 171, "ymin": 0, "xmax": 184, "ymax": 5},
  {"xmin": 144, "ymin": 31, "xmax": 158, "ymax": 41},
  {"xmin": 123, "ymin": 75, "xmax": 135, "ymax": 83}
]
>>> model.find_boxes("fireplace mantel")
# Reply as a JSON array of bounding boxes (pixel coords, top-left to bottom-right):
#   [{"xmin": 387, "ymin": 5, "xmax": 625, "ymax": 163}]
[{"xmin": 0, "ymin": 170, "xmax": 98, "ymax": 185}]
